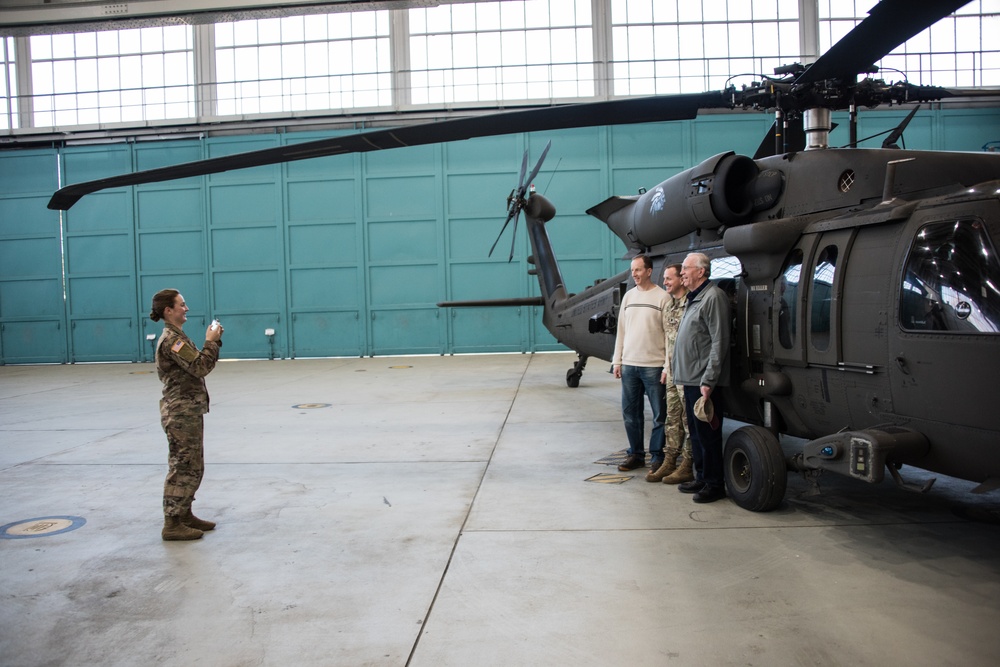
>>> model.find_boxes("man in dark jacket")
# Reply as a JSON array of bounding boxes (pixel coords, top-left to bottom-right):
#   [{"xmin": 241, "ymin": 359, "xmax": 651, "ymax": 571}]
[{"xmin": 672, "ymin": 253, "xmax": 731, "ymax": 503}]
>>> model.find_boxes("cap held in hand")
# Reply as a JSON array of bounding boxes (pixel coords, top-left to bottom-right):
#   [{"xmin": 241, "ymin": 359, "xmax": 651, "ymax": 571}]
[{"xmin": 694, "ymin": 396, "xmax": 720, "ymax": 430}]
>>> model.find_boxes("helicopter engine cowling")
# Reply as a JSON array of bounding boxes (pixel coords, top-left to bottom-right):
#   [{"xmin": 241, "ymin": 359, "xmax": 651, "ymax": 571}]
[{"xmin": 592, "ymin": 152, "xmax": 764, "ymax": 249}]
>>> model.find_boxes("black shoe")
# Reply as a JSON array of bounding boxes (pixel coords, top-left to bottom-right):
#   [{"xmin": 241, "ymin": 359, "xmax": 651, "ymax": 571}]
[
  {"xmin": 618, "ymin": 455, "xmax": 645, "ymax": 471},
  {"xmin": 693, "ymin": 486, "xmax": 727, "ymax": 503},
  {"xmin": 678, "ymin": 479, "xmax": 705, "ymax": 494}
]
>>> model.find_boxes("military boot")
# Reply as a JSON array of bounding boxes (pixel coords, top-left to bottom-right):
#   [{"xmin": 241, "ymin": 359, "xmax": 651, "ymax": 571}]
[
  {"xmin": 162, "ymin": 516, "xmax": 203, "ymax": 541},
  {"xmin": 646, "ymin": 449, "xmax": 680, "ymax": 482},
  {"xmin": 182, "ymin": 509, "xmax": 216, "ymax": 532},
  {"xmin": 662, "ymin": 454, "xmax": 694, "ymax": 484}
]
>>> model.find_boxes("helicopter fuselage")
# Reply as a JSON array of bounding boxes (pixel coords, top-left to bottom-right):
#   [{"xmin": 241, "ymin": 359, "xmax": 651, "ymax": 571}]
[{"xmin": 525, "ymin": 147, "xmax": 1000, "ymax": 495}]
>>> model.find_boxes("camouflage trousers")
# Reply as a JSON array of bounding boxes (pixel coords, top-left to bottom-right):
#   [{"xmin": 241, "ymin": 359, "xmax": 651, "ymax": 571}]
[
  {"xmin": 161, "ymin": 413, "xmax": 205, "ymax": 517},
  {"xmin": 666, "ymin": 383, "xmax": 691, "ymax": 460}
]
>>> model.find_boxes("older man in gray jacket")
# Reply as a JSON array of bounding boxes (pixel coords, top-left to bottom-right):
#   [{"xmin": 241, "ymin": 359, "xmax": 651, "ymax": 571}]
[{"xmin": 672, "ymin": 252, "xmax": 731, "ymax": 503}]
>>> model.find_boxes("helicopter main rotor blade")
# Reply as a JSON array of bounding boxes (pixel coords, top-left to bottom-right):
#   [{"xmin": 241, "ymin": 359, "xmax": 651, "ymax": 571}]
[
  {"xmin": 882, "ymin": 105, "xmax": 922, "ymax": 149},
  {"xmin": 752, "ymin": 118, "xmax": 807, "ymax": 159},
  {"xmin": 797, "ymin": 0, "xmax": 968, "ymax": 86},
  {"xmin": 48, "ymin": 92, "xmax": 726, "ymax": 210}
]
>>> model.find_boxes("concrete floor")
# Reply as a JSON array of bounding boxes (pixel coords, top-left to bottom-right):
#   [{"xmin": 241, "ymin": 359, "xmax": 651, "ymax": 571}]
[{"xmin": 2, "ymin": 352, "xmax": 1000, "ymax": 667}]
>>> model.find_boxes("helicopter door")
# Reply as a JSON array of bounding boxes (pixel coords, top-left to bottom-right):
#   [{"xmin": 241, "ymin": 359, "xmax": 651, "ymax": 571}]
[
  {"xmin": 773, "ymin": 245, "xmax": 809, "ymax": 366},
  {"xmin": 890, "ymin": 217, "xmax": 1000, "ymax": 430},
  {"xmin": 805, "ymin": 229, "xmax": 855, "ymax": 367}
]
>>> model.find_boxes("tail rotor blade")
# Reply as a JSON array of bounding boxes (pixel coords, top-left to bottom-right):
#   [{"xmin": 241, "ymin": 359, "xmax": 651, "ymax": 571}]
[
  {"xmin": 517, "ymin": 148, "xmax": 529, "ymax": 191},
  {"xmin": 507, "ymin": 208, "xmax": 521, "ymax": 263},
  {"xmin": 524, "ymin": 140, "xmax": 552, "ymax": 192},
  {"xmin": 489, "ymin": 207, "xmax": 517, "ymax": 257}
]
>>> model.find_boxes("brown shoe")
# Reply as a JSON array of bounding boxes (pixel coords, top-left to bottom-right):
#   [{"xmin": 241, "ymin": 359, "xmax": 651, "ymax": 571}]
[
  {"xmin": 646, "ymin": 456, "xmax": 678, "ymax": 482},
  {"xmin": 162, "ymin": 516, "xmax": 203, "ymax": 541},
  {"xmin": 182, "ymin": 509, "xmax": 216, "ymax": 532},
  {"xmin": 618, "ymin": 454, "xmax": 645, "ymax": 471},
  {"xmin": 662, "ymin": 457, "xmax": 694, "ymax": 484}
]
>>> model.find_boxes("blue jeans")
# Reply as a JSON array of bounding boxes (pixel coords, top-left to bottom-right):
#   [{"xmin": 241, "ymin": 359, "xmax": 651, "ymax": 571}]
[
  {"xmin": 683, "ymin": 385, "xmax": 725, "ymax": 490},
  {"xmin": 620, "ymin": 365, "xmax": 666, "ymax": 459}
]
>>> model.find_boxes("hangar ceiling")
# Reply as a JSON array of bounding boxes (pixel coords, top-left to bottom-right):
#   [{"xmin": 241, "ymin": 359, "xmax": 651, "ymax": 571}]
[{"xmin": 0, "ymin": 0, "xmax": 470, "ymax": 34}]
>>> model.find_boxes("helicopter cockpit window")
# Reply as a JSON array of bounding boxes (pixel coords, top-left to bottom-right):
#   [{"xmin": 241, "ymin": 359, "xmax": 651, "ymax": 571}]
[
  {"xmin": 900, "ymin": 220, "xmax": 1000, "ymax": 334},
  {"xmin": 811, "ymin": 246, "xmax": 838, "ymax": 351},
  {"xmin": 778, "ymin": 250, "xmax": 803, "ymax": 350}
]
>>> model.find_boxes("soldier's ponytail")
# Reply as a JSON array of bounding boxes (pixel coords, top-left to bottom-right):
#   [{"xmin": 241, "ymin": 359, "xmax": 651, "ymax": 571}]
[{"xmin": 150, "ymin": 289, "xmax": 180, "ymax": 322}]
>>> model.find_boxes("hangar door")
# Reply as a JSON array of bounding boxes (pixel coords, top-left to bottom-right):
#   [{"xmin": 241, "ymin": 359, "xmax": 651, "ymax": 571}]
[{"xmin": 0, "ymin": 149, "xmax": 65, "ymax": 364}]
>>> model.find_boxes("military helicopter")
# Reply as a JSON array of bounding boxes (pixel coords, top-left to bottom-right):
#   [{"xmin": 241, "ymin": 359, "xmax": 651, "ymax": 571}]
[{"xmin": 48, "ymin": 0, "xmax": 1000, "ymax": 512}]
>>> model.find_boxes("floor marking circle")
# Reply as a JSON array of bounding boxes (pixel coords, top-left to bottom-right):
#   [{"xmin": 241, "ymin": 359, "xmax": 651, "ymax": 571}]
[
  {"xmin": 1, "ymin": 516, "xmax": 86, "ymax": 539},
  {"xmin": 292, "ymin": 403, "xmax": 331, "ymax": 409}
]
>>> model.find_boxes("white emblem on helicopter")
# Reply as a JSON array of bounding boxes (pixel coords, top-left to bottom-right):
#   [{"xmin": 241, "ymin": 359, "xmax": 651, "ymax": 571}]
[{"xmin": 649, "ymin": 186, "xmax": 666, "ymax": 214}]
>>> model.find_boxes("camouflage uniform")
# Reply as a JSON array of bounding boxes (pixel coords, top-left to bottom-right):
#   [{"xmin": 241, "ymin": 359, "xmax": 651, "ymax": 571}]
[
  {"xmin": 156, "ymin": 322, "xmax": 221, "ymax": 518},
  {"xmin": 664, "ymin": 293, "xmax": 691, "ymax": 462}
]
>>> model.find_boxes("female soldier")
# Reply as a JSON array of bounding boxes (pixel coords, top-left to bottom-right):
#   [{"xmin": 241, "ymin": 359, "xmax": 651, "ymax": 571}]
[{"xmin": 149, "ymin": 289, "xmax": 224, "ymax": 541}]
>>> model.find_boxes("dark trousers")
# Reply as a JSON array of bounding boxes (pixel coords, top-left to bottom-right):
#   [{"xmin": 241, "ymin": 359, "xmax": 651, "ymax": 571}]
[{"xmin": 682, "ymin": 385, "xmax": 725, "ymax": 490}]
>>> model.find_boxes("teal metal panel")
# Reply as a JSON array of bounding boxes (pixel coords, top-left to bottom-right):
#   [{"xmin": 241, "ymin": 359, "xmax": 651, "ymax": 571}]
[
  {"xmin": 364, "ymin": 146, "xmax": 445, "ymax": 356},
  {"xmin": 290, "ymin": 311, "xmax": 362, "ymax": 357},
  {"xmin": 450, "ymin": 307, "xmax": 525, "ymax": 352},
  {"xmin": 0, "ymin": 151, "xmax": 58, "ymax": 194},
  {"xmin": 445, "ymin": 172, "xmax": 514, "ymax": 220},
  {"xmin": 286, "ymin": 179, "xmax": 356, "ymax": 224},
  {"xmin": 445, "ymin": 134, "xmax": 521, "ymax": 172},
  {"xmin": 213, "ymin": 269, "xmax": 281, "ymax": 309},
  {"xmin": 136, "ymin": 188, "xmax": 204, "ymax": 230},
  {"xmin": 370, "ymin": 308, "xmax": 441, "ymax": 354},
  {"xmin": 447, "ymin": 261, "xmax": 526, "ymax": 353},
  {"xmin": 284, "ymin": 132, "xmax": 365, "ymax": 358},
  {"xmin": 61, "ymin": 144, "xmax": 139, "ymax": 362},
  {"xmin": 288, "ymin": 220, "xmax": 358, "ymax": 265},
  {"xmin": 207, "ymin": 312, "xmax": 281, "ymax": 359},
  {"xmin": 448, "ymin": 256, "xmax": 526, "ymax": 302},
  {"xmin": 365, "ymin": 175, "xmax": 438, "ymax": 220},
  {"xmin": 1, "ymin": 321, "xmax": 65, "ymax": 363},
  {"xmin": 854, "ymin": 110, "xmax": 934, "ymax": 150},
  {"xmin": 693, "ymin": 114, "xmax": 774, "ymax": 161},
  {"xmin": 209, "ymin": 183, "xmax": 278, "ymax": 225},
  {"xmin": 135, "ymin": 140, "xmax": 203, "ymax": 180},
  {"xmin": 0, "ymin": 149, "xmax": 65, "ymax": 364},
  {"xmin": 289, "ymin": 266, "xmax": 359, "ymax": 309},
  {"xmin": 138, "ymin": 230, "xmax": 205, "ymax": 272},
  {"xmin": 938, "ymin": 108, "xmax": 1000, "ymax": 151},
  {"xmin": 611, "ymin": 121, "xmax": 687, "ymax": 164},
  {"xmin": 446, "ymin": 215, "xmax": 509, "ymax": 261},
  {"xmin": 365, "ymin": 142, "xmax": 438, "ymax": 175},
  {"xmin": 207, "ymin": 135, "xmax": 284, "ymax": 359},
  {"xmin": 69, "ymin": 317, "xmax": 137, "ymax": 360},
  {"xmin": 133, "ymin": 141, "xmax": 208, "ymax": 362},
  {"xmin": 369, "ymin": 263, "xmax": 440, "ymax": 306},
  {"xmin": 368, "ymin": 218, "xmax": 438, "ymax": 262},
  {"xmin": 212, "ymin": 226, "xmax": 281, "ymax": 265}
]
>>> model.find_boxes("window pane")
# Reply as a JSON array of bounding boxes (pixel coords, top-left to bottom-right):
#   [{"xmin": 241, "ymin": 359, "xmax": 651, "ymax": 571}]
[
  {"xmin": 811, "ymin": 246, "xmax": 838, "ymax": 351},
  {"xmin": 778, "ymin": 250, "xmax": 803, "ymax": 350},
  {"xmin": 900, "ymin": 220, "xmax": 1000, "ymax": 334}
]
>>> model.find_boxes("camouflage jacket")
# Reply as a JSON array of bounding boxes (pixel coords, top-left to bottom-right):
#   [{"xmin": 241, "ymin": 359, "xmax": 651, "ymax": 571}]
[
  {"xmin": 156, "ymin": 322, "xmax": 221, "ymax": 417},
  {"xmin": 664, "ymin": 291, "xmax": 687, "ymax": 383}
]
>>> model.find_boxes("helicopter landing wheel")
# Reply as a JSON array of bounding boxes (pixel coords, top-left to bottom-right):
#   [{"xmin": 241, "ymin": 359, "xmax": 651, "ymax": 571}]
[
  {"xmin": 724, "ymin": 425, "xmax": 788, "ymax": 512},
  {"xmin": 565, "ymin": 354, "xmax": 588, "ymax": 388}
]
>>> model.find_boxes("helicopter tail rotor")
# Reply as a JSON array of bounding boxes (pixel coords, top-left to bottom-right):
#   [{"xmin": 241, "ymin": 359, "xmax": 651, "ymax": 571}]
[{"xmin": 489, "ymin": 140, "xmax": 552, "ymax": 262}]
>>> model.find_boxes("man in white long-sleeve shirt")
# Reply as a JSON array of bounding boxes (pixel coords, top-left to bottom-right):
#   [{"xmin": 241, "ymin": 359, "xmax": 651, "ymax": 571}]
[{"xmin": 612, "ymin": 255, "xmax": 670, "ymax": 472}]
